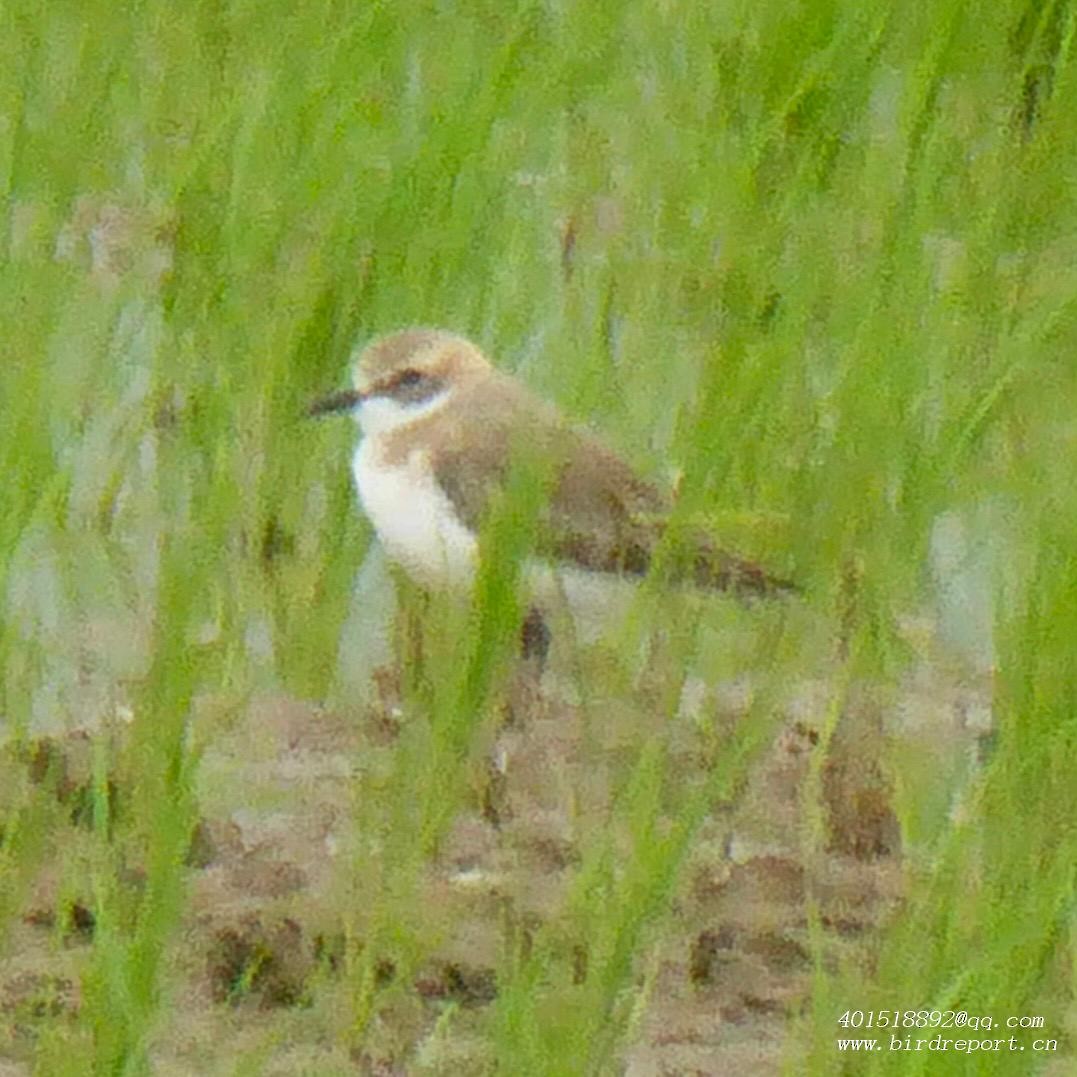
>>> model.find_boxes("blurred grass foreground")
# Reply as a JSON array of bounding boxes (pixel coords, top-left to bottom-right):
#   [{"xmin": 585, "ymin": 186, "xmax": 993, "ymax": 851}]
[{"xmin": 2, "ymin": 1, "xmax": 1077, "ymax": 1074}]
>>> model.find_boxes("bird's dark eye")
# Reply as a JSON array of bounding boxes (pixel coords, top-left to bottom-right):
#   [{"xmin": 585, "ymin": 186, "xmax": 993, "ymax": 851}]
[{"xmin": 385, "ymin": 367, "xmax": 443, "ymax": 405}]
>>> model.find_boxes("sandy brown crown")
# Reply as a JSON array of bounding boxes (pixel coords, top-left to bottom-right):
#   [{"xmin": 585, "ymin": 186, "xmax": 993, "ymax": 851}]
[{"xmin": 352, "ymin": 328, "xmax": 491, "ymax": 396}]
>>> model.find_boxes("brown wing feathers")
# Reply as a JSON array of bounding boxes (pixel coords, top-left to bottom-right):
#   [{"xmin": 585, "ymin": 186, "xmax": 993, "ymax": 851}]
[{"xmin": 425, "ymin": 375, "xmax": 793, "ymax": 598}]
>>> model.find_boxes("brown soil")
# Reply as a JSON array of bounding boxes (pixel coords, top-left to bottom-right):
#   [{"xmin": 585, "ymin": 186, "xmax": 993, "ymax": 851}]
[{"xmin": 0, "ymin": 655, "xmax": 990, "ymax": 1075}]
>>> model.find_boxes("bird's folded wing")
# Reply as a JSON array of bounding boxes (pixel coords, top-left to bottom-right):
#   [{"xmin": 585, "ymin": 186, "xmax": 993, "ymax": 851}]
[{"xmin": 428, "ymin": 375, "xmax": 793, "ymax": 597}]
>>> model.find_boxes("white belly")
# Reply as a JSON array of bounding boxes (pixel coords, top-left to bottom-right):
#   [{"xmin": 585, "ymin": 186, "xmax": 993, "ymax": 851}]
[
  {"xmin": 351, "ymin": 436, "xmax": 637, "ymax": 641},
  {"xmin": 352, "ymin": 439, "xmax": 478, "ymax": 590}
]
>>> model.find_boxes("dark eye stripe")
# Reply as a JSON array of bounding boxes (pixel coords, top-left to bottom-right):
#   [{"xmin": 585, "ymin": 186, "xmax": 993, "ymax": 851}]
[
  {"xmin": 373, "ymin": 368, "xmax": 423, "ymax": 394},
  {"xmin": 394, "ymin": 369, "xmax": 423, "ymax": 389},
  {"xmin": 375, "ymin": 369, "xmax": 445, "ymax": 406}
]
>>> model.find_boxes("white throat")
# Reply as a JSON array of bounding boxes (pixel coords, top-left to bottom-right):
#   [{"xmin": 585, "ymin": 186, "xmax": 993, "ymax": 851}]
[
  {"xmin": 355, "ymin": 387, "xmax": 452, "ymax": 437},
  {"xmin": 351, "ymin": 439, "xmax": 476, "ymax": 593}
]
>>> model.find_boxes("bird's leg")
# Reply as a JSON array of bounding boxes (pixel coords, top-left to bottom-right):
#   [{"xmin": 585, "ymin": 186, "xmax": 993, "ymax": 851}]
[
  {"xmin": 501, "ymin": 605, "xmax": 550, "ymax": 728},
  {"xmin": 519, "ymin": 605, "xmax": 551, "ymax": 667},
  {"xmin": 390, "ymin": 570, "xmax": 430, "ymax": 698},
  {"xmin": 487, "ymin": 605, "xmax": 551, "ymax": 826}
]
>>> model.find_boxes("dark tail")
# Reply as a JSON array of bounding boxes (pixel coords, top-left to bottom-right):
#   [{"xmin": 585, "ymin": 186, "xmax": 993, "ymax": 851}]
[
  {"xmin": 666, "ymin": 525, "xmax": 798, "ymax": 599},
  {"xmin": 688, "ymin": 546, "xmax": 799, "ymax": 599}
]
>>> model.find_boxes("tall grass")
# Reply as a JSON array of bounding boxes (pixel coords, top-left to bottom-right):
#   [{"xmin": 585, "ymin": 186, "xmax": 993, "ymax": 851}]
[{"xmin": 2, "ymin": 0, "xmax": 1075, "ymax": 1072}]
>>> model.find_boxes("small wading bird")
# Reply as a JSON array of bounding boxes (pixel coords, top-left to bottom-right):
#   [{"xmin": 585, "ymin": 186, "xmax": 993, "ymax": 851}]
[{"xmin": 310, "ymin": 329, "xmax": 794, "ymax": 660}]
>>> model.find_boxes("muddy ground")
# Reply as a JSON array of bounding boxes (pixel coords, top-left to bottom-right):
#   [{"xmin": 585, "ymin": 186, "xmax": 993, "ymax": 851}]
[{"xmin": 0, "ymin": 647, "xmax": 991, "ymax": 1075}]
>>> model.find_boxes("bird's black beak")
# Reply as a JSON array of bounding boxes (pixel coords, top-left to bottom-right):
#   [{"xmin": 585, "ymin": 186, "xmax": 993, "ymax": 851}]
[{"xmin": 307, "ymin": 388, "xmax": 364, "ymax": 418}]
